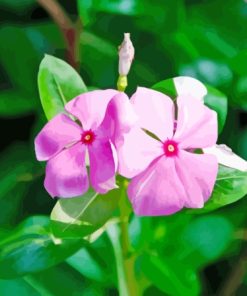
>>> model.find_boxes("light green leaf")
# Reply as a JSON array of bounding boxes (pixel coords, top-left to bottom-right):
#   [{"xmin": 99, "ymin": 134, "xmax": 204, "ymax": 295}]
[
  {"xmin": 38, "ymin": 55, "xmax": 87, "ymax": 120},
  {"xmin": 178, "ymin": 215, "xmax": 233, "ymax": 269},
  {"xmin": 0, "ymin": 216, "xmax": 84, "ymax": 279},
  {"xmin": 67, "ymin": 233, "xmax": 117, "ymax": 284},
  {"xmin": 51, "ymin": 188, "xmax": 120, "ymax": 238},
  {"xmin": 140, "ymin": 253, "xmax": 200, "ymax": 296}
]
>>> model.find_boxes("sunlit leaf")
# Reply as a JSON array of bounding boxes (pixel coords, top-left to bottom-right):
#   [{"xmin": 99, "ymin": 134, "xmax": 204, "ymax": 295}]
[
  {"xmin": 38, "ymin": 55, "xmax": 87, "ymax": 120},
  {"xmin": 51, "ymin": 188, "xmax": 120, "ymax": 238}
]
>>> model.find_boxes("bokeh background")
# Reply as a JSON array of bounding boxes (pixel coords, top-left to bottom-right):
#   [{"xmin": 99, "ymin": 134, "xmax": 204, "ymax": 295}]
[{"xmin": 0, "ymin": 0, "xmax": 247, "ymax": 295}]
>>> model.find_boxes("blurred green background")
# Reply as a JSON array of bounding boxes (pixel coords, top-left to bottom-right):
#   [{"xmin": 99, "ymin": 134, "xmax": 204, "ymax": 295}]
[{"xmin": 1, "ymin": 0, "xmax": 247, "ymax": 295}]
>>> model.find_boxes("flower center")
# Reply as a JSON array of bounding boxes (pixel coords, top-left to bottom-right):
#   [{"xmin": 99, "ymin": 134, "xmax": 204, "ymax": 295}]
[
  {"xmin": 163, "ymin": 140, "xmax": 178, "ymax": 157},
  {"xmin": 81, "ymin": 130, "xmax": 95, "ymax": 145}
]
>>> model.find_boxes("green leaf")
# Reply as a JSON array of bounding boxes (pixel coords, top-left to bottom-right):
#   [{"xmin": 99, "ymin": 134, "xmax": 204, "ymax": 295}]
[
  {"xmin": 140, "ymin": 253, "xmax": 200, "ymax": 296},
  {"xmin": 231, "ymin": 49, "xmax": 247, "ymax": 76},
  {"xmin": 38, "ymin": 55, "xmax": 87, "ymax": 120},
  {"xmin": 152, "ymin": 78, "xmax": 177, "ymax": 99},
  {"xmin": 51, "ymin": 188, "xmax": 120, "ymax": 238},
  {"xmin": 179, "ymin": 59, "xmax": 233, "ymax": 89},
  {"xmin": 23, "ymin": 263, "xmax": 87, "ymax": 296},
  {"xmin": 204, "ymin": 85, "xmax": 228, "ymax": 133},
  {"xmin": 191, "ymin": 165, "xmax": 247, "ymax": 213},
  {"xmin": 79, "ymin": 31, "xmax": 117, "ymax": 88},
  {"xmin": 0, "ymin": 143, "xmax": 34, "ymax": 228},
  {"xmin": 0, "ymin": 0, "xmax": 35, "ymax": 11},
  {"xmin": 0, "ymin": 26, "xmax": 40, "ymax": 94},
  {"xmin": 77, "ymin": 0, "xmax": 141, "ymax": 16},
  {"xmin": 0, "ymin": 216, "xmax": 84, "ymax": 278},
  {"xmin": 67, "ymin": 233, "xmax": 117, "ymax": 284},
  {"xmin": 0, "ymin": 89, "xmax": 35, "ymax": 117},
  {"xmin": 178, "ymin": 215, "xmax": 233, "ymax": 269},
  {"xmin": 0, "ymin": 278, "xmax": 39, "ymax": 296}
]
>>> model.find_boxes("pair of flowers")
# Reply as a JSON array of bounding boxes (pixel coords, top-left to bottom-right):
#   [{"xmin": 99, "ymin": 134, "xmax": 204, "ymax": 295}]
[{"xmin": 35, "ymin": 77, "xmax": 247, "ymax": 216}]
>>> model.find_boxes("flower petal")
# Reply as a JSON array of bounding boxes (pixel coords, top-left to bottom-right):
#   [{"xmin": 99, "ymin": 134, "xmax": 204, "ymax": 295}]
[
  {"xmin": 174, "ymin": 95, "xmax": 218, "ymax": 149},
  {"xmin": 130, "ymin": 87, "xmax": 174, "ymax": 141},
  {"xmin": 65, "ymin": 89, "xmax": 118, "ymax": 130},
  {"xmin": 173, "ymin": 76, "xmax": 207, "ymax": 102},
  {"xmin": 118, "ymin": 126, "xmax": 163, "ymax": 178},
  {"xmin": 203, "ymin": 144, "xmax": 247, "ymax": 171},
  {"xmin": 98, "ymin": 92, "xmax": 137, "ymax": 144},
  {"xmin": 44, "ymin": 143, "xmax": 88, "ymax": 198},
  {"xmin": 127, "ymin": 156, "xmax": 187, "ymax": 216},
  {"xmin": 35, "ymin": 113, "xmax": 82, "ymax": 161},
  {"xmin": 88, "ymin": 139, "xmax": 117, "ymax": 194},
  {"xmin": 175, "ymin": 150, "xmax": 218, "ymax": 207}
]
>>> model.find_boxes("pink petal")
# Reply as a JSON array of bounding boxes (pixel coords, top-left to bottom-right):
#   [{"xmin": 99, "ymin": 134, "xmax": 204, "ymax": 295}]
[
  {"xmin": 174, "ymin": 95, "xmax": 217, "ymax": 149},
  {"xmin": 127, "ymin": 156, "xmax": 187, "ymax": 216},
  {"xmin": 175, "ymin": 150, "xmax": 218, "ymax": 207},
  {"xmin": 130, "ymin": 87, "xmax": 174, "ymax": 141},
  {"xmin": 44, "ymin": 143, "xmax": 88, "ymax": 198},
  {"xmin": 88, "ymin": 139, "xmax": 117, "ymax": 194},
  {"xmin": 65, "ymin": 89, "xmax": 118, "ymax": 130},
  {"xmin": 100, "ymin": 92, "xmax": 137, "ymax": 145},
  {"xmin": 35, "ymin": 114, "xmax": 82, "ymax": 161},
  {"xmin": 118, "ymin": 126, "xmax": 163, "ymax": 178}
]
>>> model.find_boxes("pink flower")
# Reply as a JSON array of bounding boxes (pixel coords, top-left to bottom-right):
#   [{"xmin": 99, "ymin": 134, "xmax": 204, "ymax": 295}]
[
  {"xmin": 35, "ymin": 90, "xmax": 136, "ymax": 198},
  {"xmin": 118, "ymin": 87, "xmax": 218, "ymax": 216}
]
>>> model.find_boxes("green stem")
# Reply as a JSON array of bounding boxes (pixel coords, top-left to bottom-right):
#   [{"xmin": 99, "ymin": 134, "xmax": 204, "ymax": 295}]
[
  {"xmin": 119, "ymin": 208, "xmax": 138, "ymax": 296},
  {"xmin": 107, "ymin": 189, "xmax": 139, "ymax": 296}
]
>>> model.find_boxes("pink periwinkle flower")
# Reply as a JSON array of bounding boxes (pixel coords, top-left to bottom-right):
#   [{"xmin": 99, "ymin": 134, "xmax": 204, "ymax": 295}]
[
  {"xmin": 118, "ymin": 87, "xmax": 218, "ymax": 216},
  {"xmin": 35, "ymin": 90, "xmax": 136, "ymax": 198}
]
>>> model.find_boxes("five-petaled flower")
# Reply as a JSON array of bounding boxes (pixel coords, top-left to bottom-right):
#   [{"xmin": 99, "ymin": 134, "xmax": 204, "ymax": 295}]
[
  {"xmin": 117, "ymin": 85, "xmax": 219, "ymax": 216},
  {"xmin": 35, "ymin": 90, "xmax": 136, "ymax": 198}
]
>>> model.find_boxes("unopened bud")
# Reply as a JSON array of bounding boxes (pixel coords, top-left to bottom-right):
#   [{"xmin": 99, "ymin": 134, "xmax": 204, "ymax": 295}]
[{"xmin": 118, "ymin": 33, "xmax": 134, "ymax": 76}]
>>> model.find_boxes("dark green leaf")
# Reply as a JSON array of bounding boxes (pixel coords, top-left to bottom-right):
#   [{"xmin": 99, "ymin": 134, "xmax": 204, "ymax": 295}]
[
  {"xmin": 79, "ymin": 31, "xmax": 117, "ymax": 88},
  {"xmin": 152, "ymin": 78, "xmax": 177, "ymax": 99},
  {"xmin": 0, "ymin": 26, "xmax": 40, "ymax": 94},
  {"xmin": 0, "ymin": 216, "xmax": 84, "ymax": 278},
  {"xmin": 204, "ymin": 85, "xmax": 228, "ymax": 133},
  {"xmin": 51, "ymin": 188, "xmax": 120, "ymax": 238},
  {"xmin": 38, "ymin": 55, "xmax": 87, "ymax": 120},
  {"xmin": 0, "ymin": 143, "xmax": 34, "ymax": 228},
  {"xmin": 0, "ymin": 90, "xmax": 35, "ymax": 117}
]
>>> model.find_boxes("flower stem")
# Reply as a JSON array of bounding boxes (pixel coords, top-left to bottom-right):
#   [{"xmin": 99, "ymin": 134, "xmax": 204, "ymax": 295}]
[
  {"xmin": 117, "ymin": 75, "xmax": 128, "ymax": 92},
  {"xmin": 37, "ymin": 0, "xmax": 82, "ymax": 70},
  {"xmin": 118, "ymin": 187, "xmax": 139, "ymax": 296},
  {"xmin": 107, "ymin": 186, "xmax": 139, "ymax": 296}
]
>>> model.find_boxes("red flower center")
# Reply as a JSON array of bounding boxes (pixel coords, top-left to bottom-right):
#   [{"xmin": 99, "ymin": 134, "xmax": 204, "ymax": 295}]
[
  {"xmin": 81, "ymin": 130, "xmax": 95, "ymax": 145},
  {"xmin": 163, "ymin": 139, "xmax": 178, "ymax": 157}
]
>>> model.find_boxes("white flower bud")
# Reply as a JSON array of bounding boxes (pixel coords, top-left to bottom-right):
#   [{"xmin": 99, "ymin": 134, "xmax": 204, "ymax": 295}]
[{"xmin": 118, "ymin": 33, "xmax": 134, "ymax": 76}]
